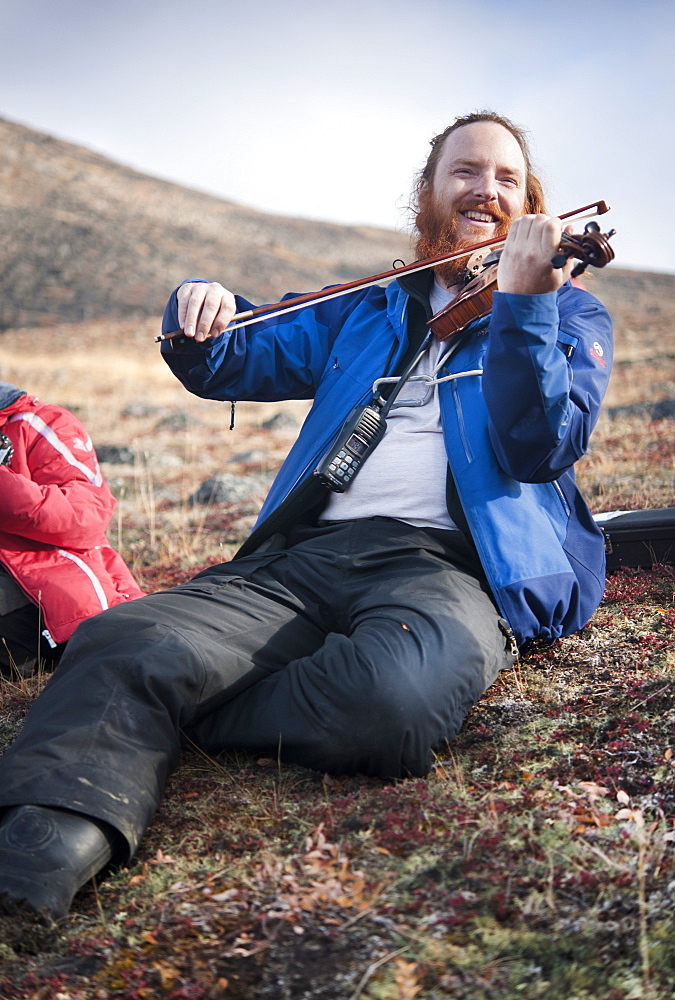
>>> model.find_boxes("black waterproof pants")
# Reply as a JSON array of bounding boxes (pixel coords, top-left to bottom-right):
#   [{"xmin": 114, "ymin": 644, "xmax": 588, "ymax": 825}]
[{"xmin": 0, "ymin": 519, "xmax": 515, "ymax": 858}]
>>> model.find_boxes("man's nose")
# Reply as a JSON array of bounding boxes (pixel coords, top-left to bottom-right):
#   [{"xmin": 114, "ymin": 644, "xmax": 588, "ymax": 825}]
[{"xmin": 471, "ymin": 171, "xmax": 498, "ymax": 202}]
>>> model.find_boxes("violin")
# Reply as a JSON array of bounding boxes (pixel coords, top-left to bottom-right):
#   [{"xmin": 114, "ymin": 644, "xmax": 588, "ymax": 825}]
[
  {"xmin": 429, "ymin": 220, "xmax": 616, "ymax": 341},
  {"xmin": 155, "ymin": 200, "xmax": 615, "ymax": 344}
]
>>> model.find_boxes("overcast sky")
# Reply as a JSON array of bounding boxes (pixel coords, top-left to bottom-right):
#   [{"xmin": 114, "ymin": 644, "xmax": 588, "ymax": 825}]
[{"xmin": 1, "ymin": 0, "xmax": 673, "ymax": 274}]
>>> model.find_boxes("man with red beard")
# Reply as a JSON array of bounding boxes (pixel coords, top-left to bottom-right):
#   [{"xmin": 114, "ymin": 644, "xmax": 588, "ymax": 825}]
[
  {"xmin": 413, "ymin": 113, "xmax": 546, "ymax": 290},
  {"xmin": 0, "ymin": 112, "xmax": 613, "ymax": 923}
]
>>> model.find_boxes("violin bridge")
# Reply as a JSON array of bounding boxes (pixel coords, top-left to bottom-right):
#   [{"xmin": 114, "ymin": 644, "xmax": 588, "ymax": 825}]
[
  {"xmin": 462, "ymin": 247, "xmax": 502, "ymax": 285},
  {"xmin": 463, "ymin": 249, "xmax": 490, "ymax": 280}
]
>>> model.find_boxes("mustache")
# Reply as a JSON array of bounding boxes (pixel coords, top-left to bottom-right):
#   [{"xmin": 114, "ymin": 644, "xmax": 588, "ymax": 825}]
[
  {"xmin": 454, "ymin": 200, "xmax": 511, "ymax": 226},
  {"xmin": 415, "ymin": 197, "xmax": 513, "ymax": 254}
]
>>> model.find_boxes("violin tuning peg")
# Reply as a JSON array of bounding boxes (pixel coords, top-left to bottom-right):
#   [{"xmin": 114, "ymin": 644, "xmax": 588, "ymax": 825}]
[{"xmin": 550, "ymin": 253, "xmax": 569, "ymax": 269}]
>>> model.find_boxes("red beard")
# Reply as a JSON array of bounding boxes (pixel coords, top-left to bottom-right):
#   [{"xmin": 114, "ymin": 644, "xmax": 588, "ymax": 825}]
[{"xmin": 415, "ymin": 198, "xmax": 513, "ymax": 287}]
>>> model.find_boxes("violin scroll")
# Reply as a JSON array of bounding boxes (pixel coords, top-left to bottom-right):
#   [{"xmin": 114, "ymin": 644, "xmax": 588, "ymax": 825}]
[{"xmin": 551, "ymin": 221, "xmax": 616, "ymax": 277}]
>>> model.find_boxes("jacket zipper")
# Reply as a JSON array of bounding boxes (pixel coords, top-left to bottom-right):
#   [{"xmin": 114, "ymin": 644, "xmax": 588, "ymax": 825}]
[
  {"xmin": 553, "ymin": 479, "xmax": 571, "ymax": 517},
  {"xmin": 451, "ymin": 380, "xmax": 475, "ymax": 464}
]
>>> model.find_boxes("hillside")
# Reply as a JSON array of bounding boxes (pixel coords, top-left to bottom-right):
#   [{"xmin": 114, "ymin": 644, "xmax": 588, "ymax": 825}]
[{"xmin": 0, "ymin": 116, "xmax": 410, "ymax": 329}]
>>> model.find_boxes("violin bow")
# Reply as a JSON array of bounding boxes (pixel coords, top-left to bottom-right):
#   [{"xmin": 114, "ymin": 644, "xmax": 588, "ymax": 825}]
[{"xmin": 155, "ymin": 200, "xmax": 610, "ymax": 342}]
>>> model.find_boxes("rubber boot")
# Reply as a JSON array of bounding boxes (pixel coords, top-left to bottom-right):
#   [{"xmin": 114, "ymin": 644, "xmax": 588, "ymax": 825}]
[{"xmin": 0, "ymin": 805, "xmax": 118, "ymax": 922}]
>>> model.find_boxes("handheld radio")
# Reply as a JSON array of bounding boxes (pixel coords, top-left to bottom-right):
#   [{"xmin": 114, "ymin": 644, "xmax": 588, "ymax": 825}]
[{"xmin": 314, "ymin": 402, "xmax": 387, "ymax": 492}]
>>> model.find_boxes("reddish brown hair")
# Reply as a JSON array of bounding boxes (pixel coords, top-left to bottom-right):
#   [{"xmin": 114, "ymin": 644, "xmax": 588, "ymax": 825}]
[{"xmin": 412, "ymin": 110, "xmax": 547, "ymax": 218}]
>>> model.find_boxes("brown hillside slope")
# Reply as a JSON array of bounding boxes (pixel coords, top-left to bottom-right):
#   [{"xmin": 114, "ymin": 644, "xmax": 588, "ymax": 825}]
[{"xmin": 0, "ymin": 116, "xmax": 410, "ymax": 329}]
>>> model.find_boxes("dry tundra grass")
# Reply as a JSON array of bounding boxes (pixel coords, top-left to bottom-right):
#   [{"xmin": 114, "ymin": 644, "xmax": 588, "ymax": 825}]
[{"xmin": 0, "ymin": 311, "xmax": 673, "ymax": 1000}]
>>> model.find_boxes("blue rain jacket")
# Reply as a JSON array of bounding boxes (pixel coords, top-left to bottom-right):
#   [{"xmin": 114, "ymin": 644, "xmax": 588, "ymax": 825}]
[{"xmin": 161, "ymin": 278, "xmax": 613, "ymax": 646}]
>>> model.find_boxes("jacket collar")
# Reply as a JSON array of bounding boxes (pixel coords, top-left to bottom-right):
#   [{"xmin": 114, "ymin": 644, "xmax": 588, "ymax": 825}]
[{"xmin": 395, "ymin": 269, "xmax": 434, "ymax": 319}]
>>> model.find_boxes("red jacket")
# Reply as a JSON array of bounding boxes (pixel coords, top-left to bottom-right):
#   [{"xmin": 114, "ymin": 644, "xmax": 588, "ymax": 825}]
[{"xmin": 0, "ymin": 391, "xmax": 145, "ymax": 644}]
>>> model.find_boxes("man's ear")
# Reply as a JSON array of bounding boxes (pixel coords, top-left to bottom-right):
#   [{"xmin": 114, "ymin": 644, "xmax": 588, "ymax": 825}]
[{"xmin": 418, "ymin": 177, "xmax": 431, "ymax": 205}]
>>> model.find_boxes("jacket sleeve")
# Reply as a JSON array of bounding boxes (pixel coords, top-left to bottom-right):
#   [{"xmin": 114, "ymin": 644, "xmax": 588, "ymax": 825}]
[
  {"xmin": 0, "ymin": 407, "xmax": 116, "ymax": 549},
  {"xmin": 159, "ymin": 283, "xmax": 374, "ymax": 403},
  {"xmin": 481, "ymin": 284, "xmax": 613, "ymax": 482}
]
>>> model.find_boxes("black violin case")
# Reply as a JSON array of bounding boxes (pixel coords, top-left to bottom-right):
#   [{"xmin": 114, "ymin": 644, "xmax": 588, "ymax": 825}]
[{"xmin": 593, "ymin": 508, "xmax": 675, "ymax": 571}]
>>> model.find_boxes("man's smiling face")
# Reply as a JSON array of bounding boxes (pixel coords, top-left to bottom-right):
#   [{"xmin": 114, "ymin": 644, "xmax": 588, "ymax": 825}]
[
  {"xmin": 414, "ymin": 120, "xmax": 529, "ymax": 288},
  {"xmin": 427, "ymin": 120, "xmax": 528, "ymax": 242}
]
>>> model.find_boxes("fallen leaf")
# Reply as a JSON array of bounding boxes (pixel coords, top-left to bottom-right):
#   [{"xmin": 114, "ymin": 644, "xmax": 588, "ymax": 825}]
[
  {"xmin": 394, "ymin": 958, "xmax": 423, "ymax": 999},
  {"xmin": 615, "ymin": 807, "xmax": 640, "ymax": 822},
  {"xmin": 577, "ymin": 781, "xmax": 611, "ymax": 800},
  {"xmin": 150, "ymin": 848, "xmax": 176, "ymax": 865},
  {"xmin": 210, "ymin": 888, "xmax": 240, "ymax": 903}
]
